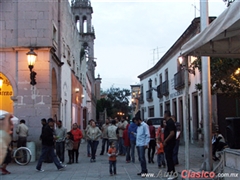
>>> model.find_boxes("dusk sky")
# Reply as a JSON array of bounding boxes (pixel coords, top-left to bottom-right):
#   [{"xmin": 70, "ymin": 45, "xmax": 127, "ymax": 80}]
[{"xmin": 78, "ymin": 0, "xmax": 227, "ymax": 91}]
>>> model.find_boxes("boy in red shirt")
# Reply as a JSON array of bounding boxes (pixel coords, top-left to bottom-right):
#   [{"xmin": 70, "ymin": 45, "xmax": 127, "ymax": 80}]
[
  {"xmin": 123, "ymin": 124, "xmax": 130, "ymax": 162},
  {"xmin": 107, "ymin": 142, "xmax": 118, "ymax": 175}
]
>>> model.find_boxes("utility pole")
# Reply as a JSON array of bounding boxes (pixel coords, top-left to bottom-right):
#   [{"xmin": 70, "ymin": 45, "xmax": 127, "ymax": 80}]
[
  {"xmin": 184, "ymin": 57, "xmax": 190, "ymax": 176},
  {"xmin": 200, "ymin": 0, "xmax": 212, "ymax": 171}
]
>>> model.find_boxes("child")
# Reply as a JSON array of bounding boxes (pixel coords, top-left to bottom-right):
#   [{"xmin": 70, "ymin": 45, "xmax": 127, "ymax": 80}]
[
  {"xmin": 107, "ymin": 141, "xmax": 118, "ymax": 176},
  {"xmin": 65, "ymin": 132, "xmax": 74, "ymax": 164},
  {"xmin": 122, "ymin": 124, "xmax": 130, "ymax": 163},
  {"xmin": 156, "ymin": 137, "xmax": 166, "ymax": 168}
]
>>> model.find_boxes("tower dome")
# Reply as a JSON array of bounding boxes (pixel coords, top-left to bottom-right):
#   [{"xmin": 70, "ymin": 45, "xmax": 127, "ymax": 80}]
[{"xmin": 71, "ymin": 0, "xmax": 91, "ymax": 7}]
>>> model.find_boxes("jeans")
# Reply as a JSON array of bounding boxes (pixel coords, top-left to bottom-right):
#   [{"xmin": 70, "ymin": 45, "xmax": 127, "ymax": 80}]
[
  {"xmin": 36, "ymin": 145, "xmax": 63, "ymax": 170},
  {"xmin": 100, "ymin": 138, "xmax": 109, "ymax": 154},
  {"xmin": 157, "ymin": 153, "xmax": 166, "ymax": 166},
  {"xmin": 130, "ymin": 140, "xmax": 136, "ymax": 163},
  {"xmin": 87, "ymin": 140, "xmax": 91, "ymax": 155},
  {"xmin": 126, "ymin": 146, "xmax": 131, "ymax": 161},
  {"xmin": 109, "ymin": 160, "xmax": 116, "ymax": 174},
  {"xmin": 56, "ymin": 141, "xmax": 65, "ymax": 162},
  {"xmin": 73, "ymin": 141, "xmax": 80, "ymax": 163},
  {"xmin": 137, "ymin": 146, "xmax": 148, "ymax": 173},
  {"xmin": 68, "ymin": 150, "xmax": 73, "ymax": 163},
  {"xmin": 89, "ymin": 140, "xmax": 99, "ymax": 160},
  {"xmin": 17, "ymin": 137, "xmax": 27, "ymax": 148},
  {"xmin": 164, "ymin": 143, "xmax": 175, "ymax": 173},
  {"xmin": 173, "ymin": 140, "xmax": 180, "ymax": 165},
  {"xmin": 118, "ymin": 137, "xmax": 126, "ymax": 155},
  {"xmin": 148, "ymin": 139, "xmax": 156, "ymax": 162}
]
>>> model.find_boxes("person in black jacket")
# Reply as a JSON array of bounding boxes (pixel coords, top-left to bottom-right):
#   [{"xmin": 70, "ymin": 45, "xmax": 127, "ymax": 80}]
[{"xmin": 36, "ymin": 118, "xmax": 66, "ymax": 172}]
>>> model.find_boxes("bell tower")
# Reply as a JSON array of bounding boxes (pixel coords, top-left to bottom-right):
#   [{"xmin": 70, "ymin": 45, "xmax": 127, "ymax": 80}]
[{"xmin": 71, "ymin": 0, "xmax": 96, "ymax": 78}]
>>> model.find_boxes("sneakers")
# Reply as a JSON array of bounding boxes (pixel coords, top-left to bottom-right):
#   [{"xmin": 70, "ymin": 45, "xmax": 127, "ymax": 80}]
[
  {"xmin": 36, "ymin": 169, "xmax": 45, "ymax": 172},
  {"xmin": 167, "ymin": 174, "xmax": 178, "ymax": 180},
  {"xmin": 58, "ymin": 165, "xmax": 67, "ymax": 171}
]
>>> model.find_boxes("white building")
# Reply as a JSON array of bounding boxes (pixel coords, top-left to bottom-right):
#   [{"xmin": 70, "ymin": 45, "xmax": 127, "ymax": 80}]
[{"xmin": 138, "ymin": 17, "xmax": 217, "ymax": 143}]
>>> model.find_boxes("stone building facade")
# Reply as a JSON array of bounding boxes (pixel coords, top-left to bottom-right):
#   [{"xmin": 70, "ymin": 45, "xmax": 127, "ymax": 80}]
[{"xmin": 0, "ymin": 0, "xmax": 100, "ymax": 153}]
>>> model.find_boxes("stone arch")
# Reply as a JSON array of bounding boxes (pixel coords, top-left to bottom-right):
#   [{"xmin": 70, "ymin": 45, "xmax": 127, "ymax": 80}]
[{"xmin": 0, "ymin": 72, "xmax": 14, "ymax": 113}]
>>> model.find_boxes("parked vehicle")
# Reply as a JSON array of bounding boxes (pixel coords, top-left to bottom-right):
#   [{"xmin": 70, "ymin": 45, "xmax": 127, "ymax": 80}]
[{"xmin": 146, "ymin": 117, "xmax": 164, "ymax": 132}]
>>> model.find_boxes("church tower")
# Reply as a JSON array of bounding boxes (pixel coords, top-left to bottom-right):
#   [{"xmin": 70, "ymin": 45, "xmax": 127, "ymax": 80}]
[
  {"xmin": 71, "ymin": 0, "xmax": 96, "ymax": 78},
  {"xmin": 71, "ymin": 0, "xmax": 97, "ymax": 120}
]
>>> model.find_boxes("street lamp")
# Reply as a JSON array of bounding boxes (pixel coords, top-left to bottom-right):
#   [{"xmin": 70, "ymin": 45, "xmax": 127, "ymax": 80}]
[
  {"xmin": 178, "ymin": 56, "xmax": 195, "ymax": 75},
  {"xmin": 0, "ymin": 77, "xmax": 3, "ymax": 89},
  {"xmin": 26, "ymin": 48, "xmax": 37, "ymax": 86}
]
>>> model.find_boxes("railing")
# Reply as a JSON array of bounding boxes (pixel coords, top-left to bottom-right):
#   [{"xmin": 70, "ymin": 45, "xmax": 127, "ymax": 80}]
[
  {"xmin": 146, "ymin": 90, "xmax": 153, "ymax": 102},
  {"xmin": 174, "ymin": 70, "xmax": 185, "ymax": 90},
  {"xmin": 162, "ymin": 80, "xmax": 169, "ymax": 96},
  {"xmin": 213, "ymin": 151, "xmax": 225, "ymax": 180}
]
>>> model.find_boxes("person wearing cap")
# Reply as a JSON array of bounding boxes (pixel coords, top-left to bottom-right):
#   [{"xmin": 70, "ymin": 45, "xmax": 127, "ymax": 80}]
[{"xmin": 36, "ymin": 118, "xmax": 66, "ymax": 172}]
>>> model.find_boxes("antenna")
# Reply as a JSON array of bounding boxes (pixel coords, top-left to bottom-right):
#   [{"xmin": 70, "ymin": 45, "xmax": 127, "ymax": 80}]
[{"xmin": 192, "ymin": 3, "xmax": 200, "ymax": 18}]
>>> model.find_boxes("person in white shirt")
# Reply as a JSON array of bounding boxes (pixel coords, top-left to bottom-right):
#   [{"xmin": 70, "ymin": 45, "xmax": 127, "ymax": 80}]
[
  {"xmin": 16, "ymin": 119, "xmax": 28, "ymax": 147},
  {"xmin": 132, "ymin": 117, "xmax": 150, "ymax": 177}
]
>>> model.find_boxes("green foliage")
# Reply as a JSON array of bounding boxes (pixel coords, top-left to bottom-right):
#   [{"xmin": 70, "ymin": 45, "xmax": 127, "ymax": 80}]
[
  {"xmin": 96, "ymin": 86, "xmax": 131, "ymax": 119},
  {"xmin": 192, "ymin": 57, "xmax": 240, "ymax": 97}
]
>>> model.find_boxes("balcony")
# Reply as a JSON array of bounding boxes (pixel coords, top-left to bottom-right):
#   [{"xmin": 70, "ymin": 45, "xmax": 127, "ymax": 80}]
[
  {"xmin": 146, "ymin": 90, "xmax": 153, "ymax": 102},
  {"xmin": 139, "ymin": 93, "xmax": 144, "ymax": 104},
  {"xmin": 157, "ymin": 84, "xmax": 163, "ymax": 98},
  {"xmin": 174, "ymin": 70, "xmax": 185, "ymax": 90},
  {"xmin": 162, "ymin": 80, "xmax": 169, "ymax": 96}
]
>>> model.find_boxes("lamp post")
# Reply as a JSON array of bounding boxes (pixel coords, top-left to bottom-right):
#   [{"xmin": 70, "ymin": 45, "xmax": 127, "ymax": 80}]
[
  {"xmin": 200, "ymin": 0, "xmax": 212, "ymax": 171},
  {"xmin": 26, "ymin": 48, "xmax": 37, "ymax": 86},
  {"xmin": 178, "ymin": 56, "xmax": 195, "ymax": 175}
]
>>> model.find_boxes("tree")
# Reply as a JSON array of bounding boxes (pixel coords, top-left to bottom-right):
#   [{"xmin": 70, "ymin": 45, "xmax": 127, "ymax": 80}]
[
  {"xmin": 192, "ymin": 57, "xmax": 240, "ymax": 97},
  {"xmin": 96, "ymin": 86, "xmax": 131, "ymax": 119}
]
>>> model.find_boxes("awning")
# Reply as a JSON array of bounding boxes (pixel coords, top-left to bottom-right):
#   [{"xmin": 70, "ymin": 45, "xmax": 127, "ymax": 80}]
[{"xmin": 181, "ymin": 0, "xmax": 240, "ymax": 58}]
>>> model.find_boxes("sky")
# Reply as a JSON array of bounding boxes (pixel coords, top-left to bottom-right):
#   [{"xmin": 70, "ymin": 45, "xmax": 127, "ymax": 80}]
[{"xmin": 87, "ymin": 0, "xmax": 228, "ymax": 91}]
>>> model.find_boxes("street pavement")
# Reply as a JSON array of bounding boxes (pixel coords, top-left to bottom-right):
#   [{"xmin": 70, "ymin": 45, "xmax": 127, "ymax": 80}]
[{"xmin": 0, "ymin": 141, "xmax": 222, "ymax": 180}]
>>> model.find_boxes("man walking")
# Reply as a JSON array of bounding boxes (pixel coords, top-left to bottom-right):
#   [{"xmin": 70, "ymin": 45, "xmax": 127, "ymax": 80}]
[
  {"xmin": 16, "ymin": 119, "xmax": 28, "ymax": 148},
  {"xmin": 163, "ymin": 111, "xmax": 177, "ymax": 180},
  {"xmin": 36, "ymin": 118, "xmax": 66, "ymax": 172},
  {"xmin": 118, "ymin": 116, "xmax": 128, "ymax": 155},
  {"xmin": 107, "ymin": 119, "xmax": 119, "ymax": 152},
  {"xmin": 55, "ymin": 120, "xmax": 67, "ymax": 163},
  {"xmin": 134, "ymin": 117, "xmax": 150, "ymax": 176},
  {"xmin": 100, "ymin": 118, "xmax": 110, "ymax": 155}
]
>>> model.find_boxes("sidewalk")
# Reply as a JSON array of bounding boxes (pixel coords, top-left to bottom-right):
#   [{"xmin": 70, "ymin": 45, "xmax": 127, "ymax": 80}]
[{"xmin": 0, "ymin": 141, "xmax": 216, "ymax": 180}]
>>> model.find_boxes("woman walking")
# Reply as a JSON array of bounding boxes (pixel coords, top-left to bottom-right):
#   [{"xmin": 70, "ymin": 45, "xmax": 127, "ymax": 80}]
[
  {"xmin": 86, "ymin": 121, "xmax": 102, "ymax": 162},
  {"xmin": 70, "ymin": 123, "xmax": 83, "ymax": 163},
  {"xmin": 147, "ymin": 120, "xmax": 156, "ymax": 163}
]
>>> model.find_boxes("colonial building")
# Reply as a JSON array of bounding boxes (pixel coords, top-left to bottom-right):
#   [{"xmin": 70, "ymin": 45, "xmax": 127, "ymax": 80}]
[
  {"xmin": 137, "ymin": 17, "xmax": 217, "ymax": 143},
  {"xmin": 0, "ymin": 0, "xmax": 100, "ymax": 150}
]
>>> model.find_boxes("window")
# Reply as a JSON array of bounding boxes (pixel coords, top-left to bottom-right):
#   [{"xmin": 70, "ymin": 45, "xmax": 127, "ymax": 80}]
[
  {"xmin": 160, "ymin": 104, "xmax": 163, "ymax": 117},
  {"xmin": 159, "ymin": 74, "xmax": 162, "ymax": 84},
  {"xmin": 165, "ymin": 69, "xmax": 168, "ymax": 81},
  {"xmin": 83, "ymin": 16, "xmax": 87, "ymax": 33},
  {"xmin": 149, "ymin": 106, "xmax": 154, "ymax": 117},
  {"xmin": 75, "ymin": 16, "xmax": 80, "ymax": 32},
  {"xmin": 148, "ymin": 79, "xmax": 152, "ymax": 89}
]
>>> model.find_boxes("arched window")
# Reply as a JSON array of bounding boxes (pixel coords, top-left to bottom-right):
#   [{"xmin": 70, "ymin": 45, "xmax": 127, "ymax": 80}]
[
  {"xmin": 82, "ymin": 16, "xmax": 87, "ymax": 33},
  {"xmin": 75, "ymin": 16, "xmax": 80, "ymax": 32}
]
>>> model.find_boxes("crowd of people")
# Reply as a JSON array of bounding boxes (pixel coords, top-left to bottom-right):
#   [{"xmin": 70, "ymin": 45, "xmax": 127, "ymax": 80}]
[{"xmin": 0, "ymin": 110, "xmax": 229, "ymax": 179}]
